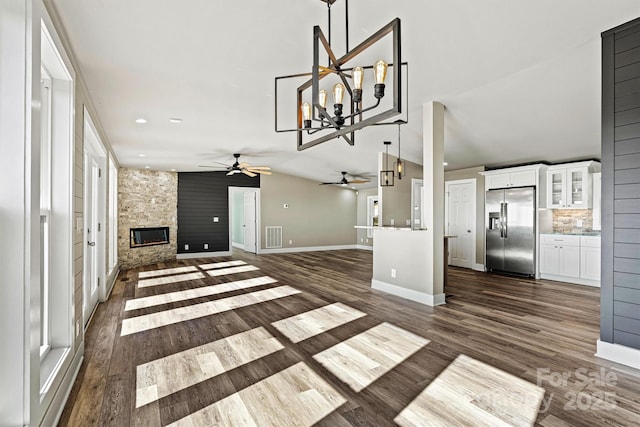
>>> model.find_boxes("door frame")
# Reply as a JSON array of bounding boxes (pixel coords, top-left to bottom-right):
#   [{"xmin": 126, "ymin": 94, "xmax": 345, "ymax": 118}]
[
  {"xmin": 445, "ymin": 178, "xmax": 477, "ymax": 269},
  {"xmin": 228, "ymin": 187, "xmax": 261, "ymax": 254},
  {"xmin": 411, "ymin": 178, "xmax": 424, "ymax": 229},
  {"xmin": 83, "ymin": 109, "xmax": 107, "ymax": 325}
]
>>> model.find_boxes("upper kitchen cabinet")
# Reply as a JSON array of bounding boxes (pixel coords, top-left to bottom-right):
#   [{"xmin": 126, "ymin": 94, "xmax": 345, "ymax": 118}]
[
  {"xmin": 483, "ymin": 164, "xmax": 547, "ymax": 190},
  {"xmin": 546, "ymin": 161, "xmax": 601, "ymax": 209}
]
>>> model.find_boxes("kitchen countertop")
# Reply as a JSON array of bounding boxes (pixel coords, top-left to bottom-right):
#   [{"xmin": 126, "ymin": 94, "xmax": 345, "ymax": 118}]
[{"xmin": 541, "ymin": 231, "xmax": 601, "ymax": 236}]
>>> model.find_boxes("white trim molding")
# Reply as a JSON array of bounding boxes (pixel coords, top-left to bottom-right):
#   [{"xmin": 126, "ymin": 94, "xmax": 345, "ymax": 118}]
[
  {"xmin": 356, "ymin": 245, "xmax": 374, "ymax": 251},
  {"xmin": 371, "ymin": 279, "xmax": 446, "ymax": 307},
  {"xmin": 259, "ymin": 244, "xmax": 358, "ymax": 254},
  {"xmin": 41, "ymin": 343, "xmax": 84, "ymax": 427},
  {"xmin": 472, "ymin": 263, "xmax": 485, "ymax": 272},
  {"xmin": 596, "ymin": 340, "xmax": 640, "ymax": 370},
  {"xmin": 177, "ymin": 251, "xmax": 232, "ymax": 259}
]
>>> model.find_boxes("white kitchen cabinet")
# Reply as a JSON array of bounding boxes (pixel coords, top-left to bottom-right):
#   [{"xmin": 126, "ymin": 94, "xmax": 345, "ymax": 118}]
[
  {"xmin": 546, "ymin": 161, "xmax": 600, "ymax": 209},
  {"xmin": 540, "ymin": 234, "xmax": 580, "ymax": 277},
  {"xmin": 580, "ymin": 236, "xmax": 601, "ymax": 281},
  {"xmin": 540, "ymin": 234, "xmax": 600, "ymax": 286},
  {"xmin": 485, "ymin": 168, "xmax": 537, "ymax": 190}
]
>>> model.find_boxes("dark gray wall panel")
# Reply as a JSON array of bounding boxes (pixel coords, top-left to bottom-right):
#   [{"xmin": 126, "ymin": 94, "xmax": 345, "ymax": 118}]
[
  {"xmin": 613, "ymin": 301, "xmax": 640, "ymax": 319},
  {"xmin": 615, "ymin": 153, "xmax": 640, "ymax": 168},
  {"xmin": 615, "ymin": 122, "xmax": 640, "ymax": 140},
  {"xmin": 615, "ymin": 286, "xmax": 640, "ymax": 304},
  {"xmin": 615, "ymin": 93, "xmax": 640, "ymax": 112},
  {"xmin": 615, "ymin": 62, "xmax": 640, "ymax": 82},
  {"xmin": 614, "ymin": 168, "xmax": 640, "ymax": 184},
  {"xmin": 615, "ymin": 108, "xmax": 640, "ymax": 126},
  {"xmin": 614, "ymin": 228, "xmax": 640, "ymax": 243},
  {"xmin": 615, "ymin": 183, "xmax": 640, "ymax": 198},
  {"xmin": 614, "ymin": 272, "xmax": 640, "ymax": 289},
  {"xmin": 614, "ymin": 257, "xmax": 640, "ymax": 274},
  {"xmin": 615, "ymin": 315, "xmax": 640, "ymax": 335},
  {"xmin": 615, "ymin": 330, "xmax": 640, "ymax": 349},
  {"xmin": 615, "ymin": 243, "xmax": 640, "ymax": 259},
  {"xmin": 615, "ymin": 46, "xmax": 640, "ymax": 68},
  {"xmin": 615, "ymin": 213, "xmax": 640, "ymax": 228},
  {"xmin": 615, "ymin": 29, "xmax": 640, "ymax": 53},
  {"xmin": 177, "ymin": 172, "xmax": 259, "ymax": 253},
  {"xmin": 616, "ymin": 76, "xmax": 640, "ymax": 97},
  {"xmin": 603, "ymin": 20, "xmax": 640, "ymax": 349},
  {"xmin": 615, "ymin": 138, "xmax": 640, "ymax": 155}
]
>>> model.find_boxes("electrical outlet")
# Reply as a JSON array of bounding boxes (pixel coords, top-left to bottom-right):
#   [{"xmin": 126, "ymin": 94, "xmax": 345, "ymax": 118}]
[
  {"xmin": 204, "ymin": 243, "xmax": 209, "ymax": 250},
  {"xmin": 391, "ymin": 268, "xmax": 396, "ymax": 278},
  {"xmin": 213, "ymin": 217, "xmax": 219, "ymax": 223},
  {"xmin": 289, "ymin": 240, "xmax": 293, "ymax": 245},
  {"xmin": 366, "ymin": 239, "xmax": 369, "ymax": 243},
  {"xmin": 360, "ymin": 238, "xmax": 363, "ymax": 242},
  {"xmin": 76, "ymin": 321, "xmax": 80, "ymax": 338},
  {"xmin": 406, "ymin": 219, "xmax": 411, "ymax": 226},
  {"xmin": 390, "ymin": 218, "xmax": 395, "ymax": 226},
  {"xmin": 185, "ymin": 244, "xmax": 189, "ymax": 250},
  {"xmin": 576, "ymin": 219, "xmax": 583, "ymax": 227}
]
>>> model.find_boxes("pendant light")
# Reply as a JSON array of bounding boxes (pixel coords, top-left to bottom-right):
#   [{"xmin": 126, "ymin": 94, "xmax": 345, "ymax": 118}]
[
  {"xmin": 395, "ymin": 121, "xmax": 404, "ymax": 180},
  {"xmin": 380, "ymin": 141, "xmax": 394, "ymax": 187}
]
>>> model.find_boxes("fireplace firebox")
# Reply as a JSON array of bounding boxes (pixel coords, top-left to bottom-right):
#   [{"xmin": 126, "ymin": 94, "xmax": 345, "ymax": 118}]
[{"xmin": 130, "ymin": 227, "xmax": 170, "ymax": 248}]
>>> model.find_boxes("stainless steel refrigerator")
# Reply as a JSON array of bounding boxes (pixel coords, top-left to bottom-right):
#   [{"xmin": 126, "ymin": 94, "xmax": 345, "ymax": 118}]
[{"xmin": 486, "ymin": 187, "xmax": 536, "ymax": 276}]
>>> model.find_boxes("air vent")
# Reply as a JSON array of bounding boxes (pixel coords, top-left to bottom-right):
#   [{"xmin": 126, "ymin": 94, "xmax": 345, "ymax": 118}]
[{"xmin": 265, "ymin": 226, "xmax": 283, "ymax": 249}]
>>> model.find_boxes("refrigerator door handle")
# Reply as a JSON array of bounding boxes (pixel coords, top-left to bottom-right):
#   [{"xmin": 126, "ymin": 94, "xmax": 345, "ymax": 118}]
[
  {"xmin": 503, "ymin": 202, "xmax": 508, "ymax": 238},
  {"xmin": 499, "ymin": 202, "xmax": 505, "ymax": 238}
]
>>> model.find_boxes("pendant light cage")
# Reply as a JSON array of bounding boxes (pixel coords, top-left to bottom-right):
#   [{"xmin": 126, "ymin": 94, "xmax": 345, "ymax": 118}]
[{"xmin": 380, "ymin": 140, "xmax": 394, "ymax": 187}]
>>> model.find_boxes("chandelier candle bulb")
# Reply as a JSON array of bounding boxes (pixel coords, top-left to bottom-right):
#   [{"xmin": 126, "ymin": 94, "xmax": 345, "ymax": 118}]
[
  {"xmin": 333, "ymin": 83, "xmax": 346, "ymax": 125},
  {"xmin": 302, "ymin": 102, "xmax": 312, "ymax": 128},
  {"xmin": 353, "ymin": 66, "xmax": 364, "ymax": 103},
  {"xmin": 319, "ymin": 89, "xmax": 328, "ymax": 109},
  {"xmin": 374, "ymin": 60, "xmax": 388, "ymax": 99}
]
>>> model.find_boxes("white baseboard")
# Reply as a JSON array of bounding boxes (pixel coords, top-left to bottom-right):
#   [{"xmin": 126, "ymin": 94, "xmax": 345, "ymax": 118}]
[
  {"xmin": 177, "ymin": 250, "xmax": 232, "ymax": 259},
  {"xmin": 596, "ymin": 340, "xmax": 640, "ymax": 370},
  {"xmin": 540, "ymin": 273, "xmax": 600, "ymax": 287},
  {"xmin": 356, "ymin": 245, "xmax": 373, "ymax": 251},
  {"xmin": 42, "ymin": 342, "xmax": 84, "ymax": 427},
  {"xmin": 473, "ymin": 263, "xmax": 485, "ymax": 272},
  {"xmin": 106, "ymin": 266, "xmax": 120, "ymax": 298},
  {"xmin": 259, "ymin": 244, "xmax": 358, "ymax": 254},
  {"xmin": 232, "ymin": 242, "xmax": 245, "ymax": 250},
  {"xmin": 371, "ymin": 279, "xmax": 446, "ymax": 307}
]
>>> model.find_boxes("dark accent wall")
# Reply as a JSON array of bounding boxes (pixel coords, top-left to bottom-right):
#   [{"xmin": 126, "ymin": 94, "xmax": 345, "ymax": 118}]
[
  {"xmin": 601, "ymin": 19, "xmax": 640, "ymax": 350},
  {"xmin": 177, "ymin": 172, "xmax": 259, "ymax": 253}
]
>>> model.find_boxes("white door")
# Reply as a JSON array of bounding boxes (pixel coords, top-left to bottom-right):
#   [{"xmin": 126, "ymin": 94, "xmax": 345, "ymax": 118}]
[
  {"xmin": 83, "ymin": 155, "xmax": 100, "ymax": 324},
  {"xmin": 243, "ymin": 191, "xmax": 257, "ymax": 253},
  {"xmin": 411, "ymin": 179, "xmax": 424, "ymax": 229},
  {"xmin": 446, "ymin": 180, "xmax": 475, "ymax": 269}
]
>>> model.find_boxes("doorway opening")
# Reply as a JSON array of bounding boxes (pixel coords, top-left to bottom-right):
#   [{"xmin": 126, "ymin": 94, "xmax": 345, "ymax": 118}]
[{"xmin": 229, "ymin": 187, "xmax": 261, "ymax": 254}]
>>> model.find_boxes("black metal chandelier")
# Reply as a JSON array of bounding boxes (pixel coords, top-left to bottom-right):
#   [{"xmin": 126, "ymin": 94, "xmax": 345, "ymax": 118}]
[{"xmin": 274, "ymin": 0, "xmax": 403, "ymax": 151}]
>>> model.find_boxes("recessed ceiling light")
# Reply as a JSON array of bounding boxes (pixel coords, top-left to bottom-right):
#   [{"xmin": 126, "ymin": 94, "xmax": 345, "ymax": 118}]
[
  {"xmin": 443, "ymin": 162, "xmax": 448, "ymax": 166},
  {"xmin": 145, "ymin": 166, "xmax": 150, "ymax": 169},
  {"xmin": 138, "ymin": 154, "xmax": 146, "ymax": 157},
  {"xmin": 135, "ymin": 118, "xmax": 147, "ymax": 124},
  {"xmin": 170, "ymin": 168, "xmax": 176, "ymax": 172},
  {"xmin": 169, "ymin": 118, "xmax": 183, "ymax": 123}
]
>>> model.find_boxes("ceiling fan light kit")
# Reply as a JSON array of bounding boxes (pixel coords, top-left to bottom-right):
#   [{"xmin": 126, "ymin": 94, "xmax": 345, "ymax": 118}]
[{"xmin": 274, "ymin": 0, "xmax": 404, "ymax": 151}]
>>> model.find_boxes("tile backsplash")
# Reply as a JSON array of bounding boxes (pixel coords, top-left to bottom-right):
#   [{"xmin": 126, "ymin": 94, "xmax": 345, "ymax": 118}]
[{"xmin": 552, "ymin": 209, "xmax": 594, "ymax": 233}]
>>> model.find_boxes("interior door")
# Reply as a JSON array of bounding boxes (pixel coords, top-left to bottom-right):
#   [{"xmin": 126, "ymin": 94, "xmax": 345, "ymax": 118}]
[
  {"xmin": 243, "ymin": 191, "xmax": 257, "ymax": 253},
  {"xmin": 447, "ymin": 181, "xmax": 474, "ymax": 268},
  {"xmin": 83, "ymin": 154, "xmax": 100, "ymax": 325}
]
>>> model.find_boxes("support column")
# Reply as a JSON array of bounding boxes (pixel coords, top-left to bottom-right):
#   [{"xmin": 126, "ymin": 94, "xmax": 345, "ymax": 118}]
[{"xmin": 423, "ymin": 101, "xmax": 446, "ymax": 297}]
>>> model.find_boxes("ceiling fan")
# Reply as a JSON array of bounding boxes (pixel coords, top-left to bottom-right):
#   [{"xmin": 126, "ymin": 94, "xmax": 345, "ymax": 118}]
[
  {"xmin": 320, "ymin": 171, "xmax": 370, "ymax": 186},
  {"xmin": 200, "ymin": 153, "xmax": 271, "ymax": 177}
]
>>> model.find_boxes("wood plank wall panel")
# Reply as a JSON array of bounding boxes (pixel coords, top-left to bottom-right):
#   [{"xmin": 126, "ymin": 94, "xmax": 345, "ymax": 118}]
[
  {"xmin": 177, "ymin": 172, "xmax": 259, "ymax": 253},
  {"xmin": 602, "ymin": 19, "xmax": 640, "ymax": 350}
]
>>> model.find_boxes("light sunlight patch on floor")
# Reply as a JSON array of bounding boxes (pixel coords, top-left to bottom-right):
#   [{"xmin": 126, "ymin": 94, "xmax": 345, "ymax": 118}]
[
  {"xmin": 272, "ymin": 302, "xmax": 367, "ymax": 343},
  {"xmin": 313, "ymin": 322, "xmax": 429, "ymax": 392},
  {"xmin": 206, "ymin": 265, "xmax": 259, "ymax": 277},
  {"xmin": 138, "ymin": 266, "xmax": 199, "ymax": 279},
  {"xmin": 198, "ymin": 260, "xmax": 247, "ymax": 270},
  {"xmin": 125, "ymin": 276, "xmax": 278, "ymax": 311},
  {"xmin": 136, "ymin": 327, "xmax": 284, "ymax": 408},
  {"xmin": 120, "ymin": 286, "xmax": 301, "ymax": 336},
  {"xmin": 167, "ymin": 362, "xmax": 347, "ymax": 427},
  {"xmin": 137, "ymin": 272, "xmax": 207, "ymax": 288},
  {"xmin": 394, "ymin": 354, "xmax": 545, "ymax": 427}
]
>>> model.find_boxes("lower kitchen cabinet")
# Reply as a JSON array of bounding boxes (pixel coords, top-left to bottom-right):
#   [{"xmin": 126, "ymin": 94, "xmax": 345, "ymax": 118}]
[{"xmin": 540, "ymin": 234, "xmax": 600, "ymax": 286}]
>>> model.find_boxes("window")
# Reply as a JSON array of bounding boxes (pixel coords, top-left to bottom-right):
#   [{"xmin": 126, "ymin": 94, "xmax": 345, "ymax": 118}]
[{"xmin": 40, "ymin": 68, "xmax": 52, "ymax": 357}]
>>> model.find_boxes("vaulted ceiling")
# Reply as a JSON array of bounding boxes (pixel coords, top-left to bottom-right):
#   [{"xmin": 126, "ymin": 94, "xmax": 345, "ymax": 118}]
[{"xmin": 50, "ymin": 0, "xmax": 640, "ymax": 186}]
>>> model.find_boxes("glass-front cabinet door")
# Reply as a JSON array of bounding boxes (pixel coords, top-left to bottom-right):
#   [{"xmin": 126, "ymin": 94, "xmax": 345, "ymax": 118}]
[
  {"xmin": 547, "ymin": 169, "xmax": 566, "ymax": 208},
  {"xmin": 567, "ymin": 167, "xmax": 587, "ymax": 208}
]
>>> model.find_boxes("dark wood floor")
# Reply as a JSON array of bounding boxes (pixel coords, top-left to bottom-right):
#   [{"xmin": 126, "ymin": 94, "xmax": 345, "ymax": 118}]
[{"xmin": 58, "ymin": 250, "xmax": 640, "ymax": 426}]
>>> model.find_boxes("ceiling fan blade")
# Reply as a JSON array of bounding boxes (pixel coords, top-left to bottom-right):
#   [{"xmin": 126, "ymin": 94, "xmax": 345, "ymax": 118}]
[
  {"xmin": 246, "ymin": 166, "xmax": 271, "ymax": 170},
  {"xmin": 348, "ymin": 179, "xmax": 370, "ymax": 184},
  {"xmin": 226, "ymin": 170, "xmax": 236, "ymax": 176},
  {"xmin": 320, "ymin": 182, "xmax": 340, "ymax": 185},
  {"xmin": 238, "ymin": 162, "xmax": 249, "ymax": 168},
  {"xmin": 252, "ymin": 170, "xmax": 271, "ymax": 175},
  {"xmin": 242, "ymin": 169, "xmax": 257, "ymax": 178}
]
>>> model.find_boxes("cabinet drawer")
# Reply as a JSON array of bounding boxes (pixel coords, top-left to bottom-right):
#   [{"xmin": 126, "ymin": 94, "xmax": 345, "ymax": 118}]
[
  {"xmin": 540, "ymin": 234, "xmax": 580, "ymax": 246},
  {"xmin": 580, "ymin": 236, "xmax": 601, "ymax": 248}
]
